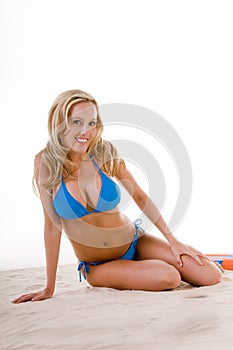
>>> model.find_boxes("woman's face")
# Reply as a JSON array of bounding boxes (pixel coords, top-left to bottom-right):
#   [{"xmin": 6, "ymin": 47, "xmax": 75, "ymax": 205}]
[{"xmin": 61, "ymin": 101, "xmax": 98, "ymax": 153}]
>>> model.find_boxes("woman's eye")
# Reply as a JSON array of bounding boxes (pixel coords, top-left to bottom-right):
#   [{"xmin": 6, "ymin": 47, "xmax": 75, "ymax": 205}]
[
  {"xmin": 90, "ymin": 121, "xmax": 97, "ymax": 126},
  {"xmin": 73, "ymin": 120, "xmax": 81, "ymax": 125}
]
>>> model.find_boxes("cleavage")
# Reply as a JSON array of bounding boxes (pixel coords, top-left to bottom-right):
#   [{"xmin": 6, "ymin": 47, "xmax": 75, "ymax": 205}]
[{"xmin": 64, "ymin": 166, "xmax": 102, "ymax": 211}]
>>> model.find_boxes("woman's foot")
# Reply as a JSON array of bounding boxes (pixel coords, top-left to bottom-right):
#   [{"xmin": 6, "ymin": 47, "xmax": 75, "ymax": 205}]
[{"xmin": 213, "ymin": 261, "xmax": 225, "ymax": 273}]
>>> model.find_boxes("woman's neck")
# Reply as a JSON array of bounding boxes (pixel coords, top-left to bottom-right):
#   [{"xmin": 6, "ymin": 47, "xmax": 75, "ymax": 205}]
[{"xmin": 68, "ymin": 150, "xmax": 88, "ymax": 164}]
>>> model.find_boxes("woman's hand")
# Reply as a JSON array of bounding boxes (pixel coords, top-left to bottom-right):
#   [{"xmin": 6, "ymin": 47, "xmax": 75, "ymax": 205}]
[
  {"xmin": 11, "ymin": 287, "xmax": 54, "ymax": 304},
  {"xmin": 170, "ymin": 240, "xmax": 208, "ymax": 267}
]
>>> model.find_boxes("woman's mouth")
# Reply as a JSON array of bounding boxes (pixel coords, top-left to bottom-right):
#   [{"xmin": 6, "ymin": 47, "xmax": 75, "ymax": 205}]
[{"xmin": 75, "ymin": 137, "xmax": 89, "ymax": 144}]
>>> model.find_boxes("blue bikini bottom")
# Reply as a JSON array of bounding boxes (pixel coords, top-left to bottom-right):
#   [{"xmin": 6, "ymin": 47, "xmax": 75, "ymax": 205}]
[{"xmin": 77, "ymin": 219, "xmax": 144, "ymax": 282}]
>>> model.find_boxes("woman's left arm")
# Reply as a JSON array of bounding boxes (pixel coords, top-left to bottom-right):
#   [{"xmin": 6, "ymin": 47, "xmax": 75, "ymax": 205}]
[{"xmin": 115, "ymin": 160, "xmax": 206, "ymax": 266}]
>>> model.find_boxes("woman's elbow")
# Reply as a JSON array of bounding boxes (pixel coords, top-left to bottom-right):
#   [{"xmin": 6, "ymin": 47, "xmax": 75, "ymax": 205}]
[{"xmin": 133, "ymin": 191, "xmax": 148, "ymax": 207}]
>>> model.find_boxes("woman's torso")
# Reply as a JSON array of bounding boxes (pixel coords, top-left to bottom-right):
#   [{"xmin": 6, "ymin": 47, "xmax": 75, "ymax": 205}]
[
  {"xmin": 62, "ymin": 212, "xmax": 135, "ymax": 262},
  {"xmin": 52, "ymin": 157, "xmax": 136, "ymax": 262}
]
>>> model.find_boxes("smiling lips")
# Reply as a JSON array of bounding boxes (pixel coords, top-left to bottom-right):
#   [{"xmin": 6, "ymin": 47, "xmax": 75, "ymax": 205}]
[{"xmin": 75, "ymin": 137, "xmax": 89, "ymax": 144}]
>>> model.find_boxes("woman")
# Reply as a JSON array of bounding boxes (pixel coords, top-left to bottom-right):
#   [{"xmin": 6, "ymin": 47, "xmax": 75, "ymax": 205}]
[{"xmin": 12, "ymin": 89, "xmax": 222, "ymax": 303}]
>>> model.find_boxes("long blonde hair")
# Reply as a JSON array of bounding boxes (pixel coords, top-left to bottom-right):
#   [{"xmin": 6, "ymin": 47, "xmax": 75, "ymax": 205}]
[{"xmin": 34, "ymin": 89, "xmax": 122, "ymax": 193}]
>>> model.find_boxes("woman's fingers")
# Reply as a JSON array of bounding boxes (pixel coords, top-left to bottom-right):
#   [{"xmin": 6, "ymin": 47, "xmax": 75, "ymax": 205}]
[
  {"xmin": 192, "ymin": 249, "xmax": 211, "ymax": 261},
  {"xmin": 11, "ymin": 289, "xmax": 53, "ymax": 303},
  {"xmin": 177, "ymin": 252, "xmax": 204, "ymax": 267},
  {"xmin": 178, "ymin": 255, "xmax": 184, "ymax": 267},
  {"xmin": 190, "ymin": 249, "xmax": 225, "ymax": 272},
  {"xmin": 12, "ymin": 293, "xmax": 36, "ymax": 304},
  {"xmin": 186, "ymin": 246, "xmax": 209, "ymax": 265},
  {"xmin": 192, "ymin": 254, "xmax": 204, "ymax": 266},
  {"xmin": 171, "ymin": 242, "xmax": 217, "ymax": 268}
]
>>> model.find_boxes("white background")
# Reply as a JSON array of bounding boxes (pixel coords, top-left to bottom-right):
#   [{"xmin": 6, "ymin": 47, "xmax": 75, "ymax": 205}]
[{"xmin": 1, "ymin": 0, "xmax": 233, "ymax": 270}]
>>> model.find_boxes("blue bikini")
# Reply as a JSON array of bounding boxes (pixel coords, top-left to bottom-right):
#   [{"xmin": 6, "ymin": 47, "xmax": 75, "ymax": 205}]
[
  {"xmin": 77, "ymin": 219, "xmax": 144, "ymax": 282},
  {"xmin": 53, "ymin": 158, "xmax": 121, "ymax": 220},
  {"xmin": 52, "ymin": 157, "xmax": 144, "ymax": 282}
]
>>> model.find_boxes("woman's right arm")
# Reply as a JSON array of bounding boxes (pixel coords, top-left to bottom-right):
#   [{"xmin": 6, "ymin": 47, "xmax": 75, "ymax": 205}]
[
  {"xmin": 12, "ymin": 152, "xmax": 62, "ymax": 303},
  {"xmin": 43, "ymin": 211, "xmax": 62, "ymax": 296},
  {"xmin": 11, "ymin": 220, "xmax": 61, "ymax": 303}
]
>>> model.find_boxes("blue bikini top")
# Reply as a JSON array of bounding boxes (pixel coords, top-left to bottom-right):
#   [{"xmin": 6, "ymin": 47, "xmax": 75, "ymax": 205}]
[{"xmin": 52, "ymin": 158, "xmax": 121, "ymax": 220}]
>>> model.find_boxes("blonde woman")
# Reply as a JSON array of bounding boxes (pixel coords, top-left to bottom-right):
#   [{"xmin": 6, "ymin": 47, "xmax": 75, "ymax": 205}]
[{"xmin": 12, "ymin": 89, "xmax": 222, "ymax": 303}]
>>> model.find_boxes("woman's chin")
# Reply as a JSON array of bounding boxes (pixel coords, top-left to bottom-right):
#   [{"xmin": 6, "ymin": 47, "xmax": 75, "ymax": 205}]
[{"xmin": 70, "ymin": 144, "xmax": 88, "ymax": 154}]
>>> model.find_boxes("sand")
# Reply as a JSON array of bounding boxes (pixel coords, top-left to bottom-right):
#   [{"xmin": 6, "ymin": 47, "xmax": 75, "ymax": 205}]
[{"xmin": 1, "ymin": 264, "xmax": 233, "ymax": 350}]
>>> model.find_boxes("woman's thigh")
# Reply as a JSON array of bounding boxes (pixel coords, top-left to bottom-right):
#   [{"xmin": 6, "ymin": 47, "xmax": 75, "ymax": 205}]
[
  {"xmin": 85, "ymin": 259, "xmax": 181, "ymax": 291},
  {"xmin": 134, "ymin": 233, "xmax": 222, "ymax": 287}
]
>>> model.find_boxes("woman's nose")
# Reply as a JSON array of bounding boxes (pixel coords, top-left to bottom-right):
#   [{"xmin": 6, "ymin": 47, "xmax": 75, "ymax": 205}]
[
  {"xmin": 80, "ymin": 124, "xmax": 94, "ymax": 135},
  {"xmin": 80, "ymin": 124, "xmax": 89, "ymax": 134}
]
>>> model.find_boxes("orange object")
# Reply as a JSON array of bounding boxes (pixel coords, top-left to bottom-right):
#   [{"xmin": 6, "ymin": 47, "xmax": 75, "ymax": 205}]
[{"xmin": 206, "ymin": 254, "xmax": 233, "ymax": 270}]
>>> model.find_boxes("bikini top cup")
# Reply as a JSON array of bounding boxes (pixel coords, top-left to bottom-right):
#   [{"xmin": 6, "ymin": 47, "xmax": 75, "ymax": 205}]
[{"xmin": 52, "ymin": 158, "xmax": 121, "ymax": 220}]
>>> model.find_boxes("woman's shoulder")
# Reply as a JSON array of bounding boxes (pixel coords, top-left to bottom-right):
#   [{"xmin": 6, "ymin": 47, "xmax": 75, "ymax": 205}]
[
  {"xmin": 34, "ymin": 149, "xmax": 45, "ymax": 162},
  {"xmin": 34, "ymin": 149, "xmax": 47, "ymax": 175},
  {"xmin": 34, "ymin": 148, "xmax": 48, "ymax": 167}
]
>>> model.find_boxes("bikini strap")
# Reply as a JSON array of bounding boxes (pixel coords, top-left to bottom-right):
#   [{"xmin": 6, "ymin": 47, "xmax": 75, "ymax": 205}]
[
  {"xmin": 77, "ymin": 261, "xmax": 90, "ymax": 282},
  {"xmin": 92, "ymin": 158, "xmax": 100, "ymax": 170},
  {"xmin": 134, "ymin": 219, "xmax": 145, "ymax": 233}
]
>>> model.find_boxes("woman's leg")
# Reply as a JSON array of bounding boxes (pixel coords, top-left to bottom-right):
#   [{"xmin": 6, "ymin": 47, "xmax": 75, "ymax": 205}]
[
  {"xmin": 84, "ymin": 259, "xmax": 181, "ymax": 291},
  {"xmin": 134, "ymin": 233, "xmax": 222, "ymax": 287}
]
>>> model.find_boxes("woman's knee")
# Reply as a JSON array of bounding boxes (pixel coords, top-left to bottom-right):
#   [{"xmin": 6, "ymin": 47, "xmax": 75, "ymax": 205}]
[
  {"xmin": 197, "ymin": 264, "xmax": 222, "ymax": 286},
  {"xmin": 187, "ymin": 259, "xmax": 223, "ymax": 287},
  {"xmin": 155, "ymin": 264, "xmax": 181, "ymax": 290}
]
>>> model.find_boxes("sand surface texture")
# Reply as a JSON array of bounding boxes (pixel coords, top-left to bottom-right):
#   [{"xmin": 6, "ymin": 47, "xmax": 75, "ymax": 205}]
[{"xmin": 1, "ymin": 264, "xmax": 233, "ymax": 350}]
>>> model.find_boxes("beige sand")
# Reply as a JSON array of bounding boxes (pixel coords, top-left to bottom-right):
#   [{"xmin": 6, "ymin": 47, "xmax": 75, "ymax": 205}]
[{"xmin": 1, "ymin": 264, "xmax": 233, "ymax": 350}]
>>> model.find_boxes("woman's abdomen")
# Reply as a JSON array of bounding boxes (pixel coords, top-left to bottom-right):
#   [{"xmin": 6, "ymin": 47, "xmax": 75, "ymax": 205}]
[{"xmin": 61, "ymin": 211, "xmax": 136, "ymax": 261}]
